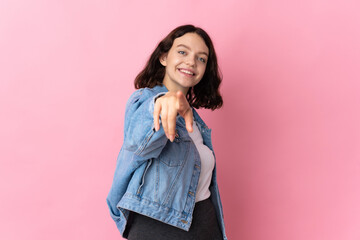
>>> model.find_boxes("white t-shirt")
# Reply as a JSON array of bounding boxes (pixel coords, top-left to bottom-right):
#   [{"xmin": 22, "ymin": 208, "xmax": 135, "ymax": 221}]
[{"xmin": 188, "ymin": 120, "xmax": 215, "ymax": 202}]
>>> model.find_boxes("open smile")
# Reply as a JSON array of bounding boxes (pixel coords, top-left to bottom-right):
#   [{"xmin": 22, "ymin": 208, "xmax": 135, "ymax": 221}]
[{"xmin": 178, "ymin": 68, "xmax": 195, "ymax": 76}]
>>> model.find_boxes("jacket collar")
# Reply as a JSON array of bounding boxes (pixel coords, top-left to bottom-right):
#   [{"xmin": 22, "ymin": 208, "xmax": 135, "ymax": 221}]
[{"xmin": 152, "ymin": 84, "xmax": 169, "ymax": 94}]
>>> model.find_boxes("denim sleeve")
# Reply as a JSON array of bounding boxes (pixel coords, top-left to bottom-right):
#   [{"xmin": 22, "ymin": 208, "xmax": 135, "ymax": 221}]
[{"xmin": 122, "ymin": 88, "xmax": 168, "ymax": 159}]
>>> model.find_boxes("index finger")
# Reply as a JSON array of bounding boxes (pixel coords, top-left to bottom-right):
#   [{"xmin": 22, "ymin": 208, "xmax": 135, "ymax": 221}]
[{"xmin": 176, "ymin": 91, "xmax": 189, "ymax": 111}]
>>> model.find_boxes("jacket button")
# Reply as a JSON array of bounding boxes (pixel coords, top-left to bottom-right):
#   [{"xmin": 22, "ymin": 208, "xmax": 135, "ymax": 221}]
[
  {"xmin": 175, "ymin": 131, "xmax": 179, "ymax": 139},
  {"xmin": 195, "ymin": 165, "xmax": 200, "ymax": 169},
  {"xmin": 189, "ymin": 191, "xmax": 194, "ymax": 196},
  {"xmin": 181, "ymin": 220, "xmax": 188, "ymax": 224}
]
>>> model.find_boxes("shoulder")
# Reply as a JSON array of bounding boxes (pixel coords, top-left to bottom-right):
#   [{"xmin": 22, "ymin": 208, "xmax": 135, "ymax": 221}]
[{"xmin": 127, "ymin": 85, "xmax": 168, "ymax": 106}]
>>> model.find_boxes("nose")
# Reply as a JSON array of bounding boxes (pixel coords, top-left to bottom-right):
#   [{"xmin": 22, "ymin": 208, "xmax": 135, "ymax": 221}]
[{"xmin": 185, "ymin": 55, "xmax": 196, "ymax": 67}]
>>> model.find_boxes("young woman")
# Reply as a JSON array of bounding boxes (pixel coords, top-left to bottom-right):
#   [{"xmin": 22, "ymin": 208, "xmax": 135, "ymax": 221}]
[{"xmin": 107, "ymin": 25, "xmax": 227, "ymax": 240}]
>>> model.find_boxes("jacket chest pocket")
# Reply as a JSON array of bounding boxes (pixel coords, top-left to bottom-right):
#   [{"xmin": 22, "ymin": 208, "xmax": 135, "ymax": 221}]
[{"xmin": 159, "ymin": 140, "xmax": 190, "ymax": 167}]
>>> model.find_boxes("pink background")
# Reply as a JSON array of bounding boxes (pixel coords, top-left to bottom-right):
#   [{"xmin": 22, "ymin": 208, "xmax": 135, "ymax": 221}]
[{"xmin": 1, "ymin": 0, "xmax": 359, "ymax": 239}]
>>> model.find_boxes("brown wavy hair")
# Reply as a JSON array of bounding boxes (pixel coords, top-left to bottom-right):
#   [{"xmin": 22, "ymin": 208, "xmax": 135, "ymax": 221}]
[{"xmin": 134, "ymin": 25, "xmax": 223, "ymax": 110}]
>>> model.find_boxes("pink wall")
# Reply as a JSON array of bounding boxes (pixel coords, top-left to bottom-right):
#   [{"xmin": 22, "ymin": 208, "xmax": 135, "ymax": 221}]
[{"xmin": 1, "ymin": 0, "xmax": 359, "ymax": 239}]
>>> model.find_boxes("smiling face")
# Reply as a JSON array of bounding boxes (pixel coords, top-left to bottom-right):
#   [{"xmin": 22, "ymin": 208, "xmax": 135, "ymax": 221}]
[{"xmin": 160, "ymin": 33, "xmax": 209, "ymax": 95}]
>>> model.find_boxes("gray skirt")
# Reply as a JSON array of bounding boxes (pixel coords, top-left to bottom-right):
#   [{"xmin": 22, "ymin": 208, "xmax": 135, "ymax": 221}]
[{"xmin": 127, "ymin": 198, "xmax": 223, "ymax": 240}]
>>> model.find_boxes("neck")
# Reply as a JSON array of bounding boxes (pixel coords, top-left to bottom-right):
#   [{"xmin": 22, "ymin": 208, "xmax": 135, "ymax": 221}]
[{"xmin": 162, "ymin": 80, "xmax": 189, "ymax": 95}]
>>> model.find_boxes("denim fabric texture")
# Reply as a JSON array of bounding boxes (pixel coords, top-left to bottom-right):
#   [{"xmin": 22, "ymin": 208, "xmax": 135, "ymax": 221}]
[{"xmin": 106, "ymin": 85, "xmax": 227, "ymax": 240}]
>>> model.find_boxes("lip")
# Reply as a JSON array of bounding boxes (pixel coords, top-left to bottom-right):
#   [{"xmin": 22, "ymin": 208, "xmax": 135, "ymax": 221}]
[{"xmin": 178, "ymin": 68, "xmax": 196, "ymax": 76}]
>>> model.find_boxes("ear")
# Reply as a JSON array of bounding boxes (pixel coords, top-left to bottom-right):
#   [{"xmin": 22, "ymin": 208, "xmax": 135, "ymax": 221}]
[{"xmin": 159, "ymin": 53, "xmax": 167, "ymax": 67}]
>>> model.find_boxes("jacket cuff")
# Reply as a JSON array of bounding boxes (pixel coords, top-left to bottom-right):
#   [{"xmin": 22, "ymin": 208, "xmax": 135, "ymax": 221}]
[{"xmin": 149, "ymin": 92, "xmax": 167, "ymax": 116}]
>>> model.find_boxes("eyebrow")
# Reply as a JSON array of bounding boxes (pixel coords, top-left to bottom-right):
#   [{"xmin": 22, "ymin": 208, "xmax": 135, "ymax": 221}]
[{"xmin": 176, "ymin": 44, "xmax": 208, "ymax": 57}]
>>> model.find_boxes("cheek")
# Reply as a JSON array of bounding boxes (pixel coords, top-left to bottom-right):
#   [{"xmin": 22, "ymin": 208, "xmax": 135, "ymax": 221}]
[
  {"xmin": 197, "ymin": 72, "xmax": 205, "ymax": 83},
  {"xmin": 199, "ymin": 65, "xmax": 207, "ymax": 76}
]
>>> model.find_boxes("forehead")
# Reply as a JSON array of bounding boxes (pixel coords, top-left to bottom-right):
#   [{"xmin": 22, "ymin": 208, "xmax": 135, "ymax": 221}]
[{"xmin": 172, "ymin": 33, "xmax": 209, "ymax": 54}]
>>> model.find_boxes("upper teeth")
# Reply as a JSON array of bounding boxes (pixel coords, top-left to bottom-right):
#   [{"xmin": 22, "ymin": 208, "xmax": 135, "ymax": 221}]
[{"xmin": 180, "ymin": 69, "xmax": 194, "ymax": 75}]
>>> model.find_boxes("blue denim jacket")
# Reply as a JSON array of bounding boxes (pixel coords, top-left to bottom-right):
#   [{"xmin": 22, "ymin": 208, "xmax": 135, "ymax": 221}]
[{"xmin": 106, "ymin": 85, "xmax": 227, "ymax": 239}]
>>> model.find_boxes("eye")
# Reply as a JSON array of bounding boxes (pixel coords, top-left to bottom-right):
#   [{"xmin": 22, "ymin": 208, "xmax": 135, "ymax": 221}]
[
  {"xmin": 178, "ymin": 51, "xmax": 186, "ymax": 55},
  {"xmin": 199, "ymin": 57, "xmax": 207, "ymax": 63}
]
